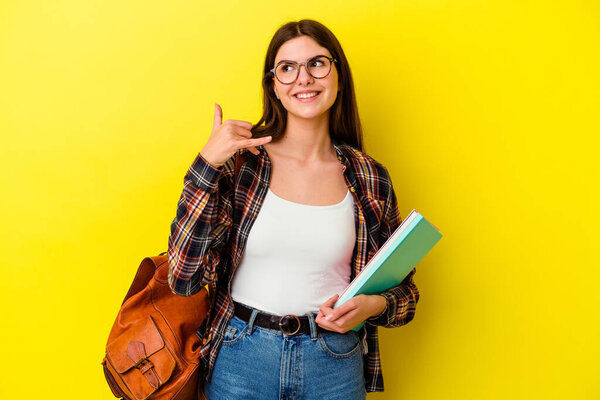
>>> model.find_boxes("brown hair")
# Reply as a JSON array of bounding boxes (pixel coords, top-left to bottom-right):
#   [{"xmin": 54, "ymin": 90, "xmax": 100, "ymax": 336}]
[{"xmin": 251, "ymin": 19, "xmax": 364, "ymax": 151}]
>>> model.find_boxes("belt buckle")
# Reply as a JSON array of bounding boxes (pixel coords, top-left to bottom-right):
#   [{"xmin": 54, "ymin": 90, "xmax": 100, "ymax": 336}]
[{"xmin": 279, "ymin": 314, "xmax": 301, "ymax": 336}]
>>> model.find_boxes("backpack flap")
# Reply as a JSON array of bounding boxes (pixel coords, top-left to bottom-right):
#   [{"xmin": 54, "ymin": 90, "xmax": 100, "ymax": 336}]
[{"xmin": 106, "ymin": 315, "xmax": 176, "ymax": 400}]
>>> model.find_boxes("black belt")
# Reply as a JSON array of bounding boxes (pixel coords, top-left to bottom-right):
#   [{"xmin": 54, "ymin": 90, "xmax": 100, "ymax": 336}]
[{"xmin": 233, "ymin": 301, "xmax": 325, "ymax": 336}]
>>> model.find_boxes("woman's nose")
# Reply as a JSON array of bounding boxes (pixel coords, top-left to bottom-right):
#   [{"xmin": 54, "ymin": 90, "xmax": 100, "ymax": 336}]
[{"xmin": 296, "ymin": 64, "xmax": 314, "ymax": 84}]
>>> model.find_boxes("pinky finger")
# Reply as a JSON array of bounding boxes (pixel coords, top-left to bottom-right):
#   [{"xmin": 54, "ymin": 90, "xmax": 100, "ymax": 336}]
[{"xmin": 247, "ymin": 136, "xmax": 272, "ymax": 148}]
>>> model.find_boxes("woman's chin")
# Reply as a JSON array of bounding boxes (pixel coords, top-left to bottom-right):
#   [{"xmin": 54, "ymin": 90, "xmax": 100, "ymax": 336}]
[{"xmin": 287, "ymin": 107, "xmax": 329, "ymax": 121}]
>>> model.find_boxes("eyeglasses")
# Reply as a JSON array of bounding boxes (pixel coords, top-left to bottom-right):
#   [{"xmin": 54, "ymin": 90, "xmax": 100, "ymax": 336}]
[{"xmin": 269, "ymin": 55, "xmax": 337, "ymax": 85}]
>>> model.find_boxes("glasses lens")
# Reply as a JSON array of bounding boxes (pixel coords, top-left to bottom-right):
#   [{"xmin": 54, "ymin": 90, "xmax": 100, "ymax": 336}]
[
  {"xmin": 275, "ymin": 62, "xmax": 298, "ymax": 84},
  {"xmin": 307, "ymin": 56, "xmax": 332, "ymax": 79}
]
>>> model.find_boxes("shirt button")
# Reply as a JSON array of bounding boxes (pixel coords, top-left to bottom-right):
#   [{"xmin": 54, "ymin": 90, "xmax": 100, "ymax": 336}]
[
  {"xmin": 350, "ymin": 186, "xmax": 356, "ymax": 193},
  {"xmin": 337, "ymin": 156, "xmax": 342, "ymax": 161}
]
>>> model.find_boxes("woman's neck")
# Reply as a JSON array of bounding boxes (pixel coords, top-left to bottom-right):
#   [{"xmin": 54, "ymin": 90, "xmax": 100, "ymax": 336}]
[{"xmin": 266, "ymin": 112, "xmax": 335, "ymax": 163}]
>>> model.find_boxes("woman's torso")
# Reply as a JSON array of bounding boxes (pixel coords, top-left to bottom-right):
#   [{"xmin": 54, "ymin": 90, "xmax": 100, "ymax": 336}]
[{"xmin": 229, "ymin": 143, "xmax": 356, "ymax": 315}]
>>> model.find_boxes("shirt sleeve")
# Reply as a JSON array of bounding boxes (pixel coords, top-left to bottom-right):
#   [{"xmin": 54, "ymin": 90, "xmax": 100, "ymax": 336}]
[
  {"xmin": 167, "ymin": 152, "xmax": 235, "ymax": 296},
  {"xmin": 366, "ymin": 167, "xmax": 420, "ymax": 327}
]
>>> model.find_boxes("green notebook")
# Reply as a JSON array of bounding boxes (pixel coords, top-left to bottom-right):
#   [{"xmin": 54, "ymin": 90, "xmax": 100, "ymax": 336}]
[{"xmin": 333, "ymin": 209, "xmax": 442, "ymax": 332}]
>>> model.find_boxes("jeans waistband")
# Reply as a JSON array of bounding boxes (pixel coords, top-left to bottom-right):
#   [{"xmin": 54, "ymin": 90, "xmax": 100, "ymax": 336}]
[{"xmin": 233, "ymin": 300, "xmax": 324, "ymax": 339}]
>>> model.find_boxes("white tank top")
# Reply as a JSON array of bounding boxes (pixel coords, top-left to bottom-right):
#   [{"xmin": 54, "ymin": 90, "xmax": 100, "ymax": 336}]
[{"xmin": 230, "ymin": 187, "xmax": 356, "ymax": 316}]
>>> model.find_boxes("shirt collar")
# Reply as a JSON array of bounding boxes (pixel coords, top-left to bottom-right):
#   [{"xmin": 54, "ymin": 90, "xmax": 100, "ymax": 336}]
[{"xmin": 331, "ymin": 137, "xmax": 349, "ymax": 164}]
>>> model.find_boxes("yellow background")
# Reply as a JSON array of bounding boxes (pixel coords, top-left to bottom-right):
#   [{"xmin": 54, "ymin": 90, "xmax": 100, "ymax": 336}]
[{"xmin": 1, "ymin": 0, "xmax": 598, "ymax": 398}]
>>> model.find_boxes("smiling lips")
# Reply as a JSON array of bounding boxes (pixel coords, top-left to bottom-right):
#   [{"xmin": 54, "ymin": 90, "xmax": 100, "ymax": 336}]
[{"xmin": 294, "ymin": 91, "xmax": 321, "ymax": 102}]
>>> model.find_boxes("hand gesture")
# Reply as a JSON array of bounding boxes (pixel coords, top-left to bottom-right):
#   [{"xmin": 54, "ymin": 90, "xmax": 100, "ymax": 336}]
[
  {"xmin": 199, "ymin": 103, "xmax": 272, "ymax": 167},
  {"xmin": 315, "ymin": 294, "xmax": 387, "ymax": 333}
]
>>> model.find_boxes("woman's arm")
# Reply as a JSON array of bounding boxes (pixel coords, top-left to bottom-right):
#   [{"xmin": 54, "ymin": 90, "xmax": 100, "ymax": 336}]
[
  {"xmin": 365, "ymin": 168, "xmax": 420, "ymax": 328},
  {"xmin": 315, "ymin": 167, "xmax": 420, "ymax": 332},
  {"xmin": 167, "ymin": 152, "xmax": 235, "ymax": 296},
  {"xmin": 168, "ymin": 104, "xmax": 271, "ymax": 297},
  {"xmin": 365, "ymin": 269, "xmax": 419, "ymax": 328}
]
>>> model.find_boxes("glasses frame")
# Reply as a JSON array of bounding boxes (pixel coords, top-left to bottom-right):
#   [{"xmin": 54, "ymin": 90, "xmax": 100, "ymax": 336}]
[{"xmin": 269, "ymin": 55, "xmax": 338, "ymax": 85}]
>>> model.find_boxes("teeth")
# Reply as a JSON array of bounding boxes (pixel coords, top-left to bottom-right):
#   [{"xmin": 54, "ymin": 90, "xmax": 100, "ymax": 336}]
[{"xmin": 296, "ymin": 92, "xmax": 319, "ymax": 99}]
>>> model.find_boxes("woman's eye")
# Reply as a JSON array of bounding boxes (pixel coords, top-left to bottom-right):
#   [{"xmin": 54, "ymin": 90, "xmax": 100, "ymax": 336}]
[
  {"xmin": 311, "ymin": 60, "xmax": 324, "ymax": 67},
  {"xmin": 281, "ymin": 64, "xmax": 295, "ymax": 72}
]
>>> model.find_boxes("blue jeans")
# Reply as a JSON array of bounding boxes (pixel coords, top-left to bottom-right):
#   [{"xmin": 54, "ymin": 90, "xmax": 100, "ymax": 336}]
[{"xmin": 203, "ymin": 304, "xmax": 366, "ymax": 400}]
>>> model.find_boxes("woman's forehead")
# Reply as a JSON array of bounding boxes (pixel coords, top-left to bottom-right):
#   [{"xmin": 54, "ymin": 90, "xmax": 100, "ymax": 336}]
[{"xmin": 274, "ymin": 36, "xmax": 332, "ymax": 63}]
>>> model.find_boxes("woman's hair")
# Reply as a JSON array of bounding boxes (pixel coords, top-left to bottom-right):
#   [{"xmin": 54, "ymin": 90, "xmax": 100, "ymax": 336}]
[{"xmin": 251, "ymin": 19, "xmax": 364, "ymax": 151}]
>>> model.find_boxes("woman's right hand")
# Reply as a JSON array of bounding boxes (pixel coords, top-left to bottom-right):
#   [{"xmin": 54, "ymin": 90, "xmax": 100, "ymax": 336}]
[{"xmin": 199, "ymin": 103, "xmax": 272, "ymax": 168}]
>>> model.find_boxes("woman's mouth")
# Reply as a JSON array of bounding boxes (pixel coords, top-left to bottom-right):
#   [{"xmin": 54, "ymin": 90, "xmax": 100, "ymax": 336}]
[{"xmin": 293, "ymin": 91, "xmax": 321, "ymax": 103}]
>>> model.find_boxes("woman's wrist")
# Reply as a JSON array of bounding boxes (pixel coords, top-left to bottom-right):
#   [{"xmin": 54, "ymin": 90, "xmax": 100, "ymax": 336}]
[{"xmin": 369, "ymin": 294, "xmax": 388, "ymax": 318}]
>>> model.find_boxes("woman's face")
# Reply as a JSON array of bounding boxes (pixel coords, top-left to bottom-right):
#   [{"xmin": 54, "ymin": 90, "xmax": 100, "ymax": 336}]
[{"xmin": 271, "ymin": 35, "xmax": 339, "ymax": 121}]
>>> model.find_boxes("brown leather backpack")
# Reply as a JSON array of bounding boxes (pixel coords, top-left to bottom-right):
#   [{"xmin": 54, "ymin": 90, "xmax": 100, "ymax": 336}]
[
  {"xmin": 101, "ymin": 152, "xmax": 245, "ymax": 400},
  {"xmin": 101, "ymin": 253, "xmax": 211, "ymax": 400}
]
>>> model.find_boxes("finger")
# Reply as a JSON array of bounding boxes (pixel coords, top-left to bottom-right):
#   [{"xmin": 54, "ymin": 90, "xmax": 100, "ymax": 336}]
[
  {"xmin": 319, "ymin": 294, "xmax": 338, "ymax": 314},
  {"xmin": 316, "ymin": 304, "xmax": 357, "ymax": 332},
  {"xmin": 224, "ymin": 119, "xmax": 253, "ymax": 130},
  {"xmin": 325, "ymin": 294, "xmax": 340, "ymax": 310},
  {"xmin": 318, "ymin": 302, "xmax": 334, "ymax": 317},
  {"xmin": 319, "ymin": 294, "xmax": 339, "ymax": 320},
  {"xmin": 326, "ymin": 302, "xmax": 352, "ymax": 322},
  {"xmin": 330, "ymin": 308, "xmax": 359, "ymax": 327},
  {"xmin": 323, "ymin": 294, "xmax": 339, "ymax": 308},
  {"xmin": 315, "ymin": 313, "xmax": 340, "ymax": 332},
  {"xmin": 237, "ymin": 136, "xmax": 272, "ymax": 151},
  {"xmin": 213, "ymin": 103, "xmax": 223, "ymax": 131},
  {"xmin": 229, "ymin": 125, "xmax": 253, "ymax": 139},
  {"xmin": 315, "ymin": 313, "xmax": 345, "ymax": 333}
]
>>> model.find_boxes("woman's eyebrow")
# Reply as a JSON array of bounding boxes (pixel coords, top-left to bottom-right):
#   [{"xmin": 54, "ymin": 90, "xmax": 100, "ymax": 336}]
[{"xmin": 276, "ymin": 54, "xmax": 328, "ymax": 64}]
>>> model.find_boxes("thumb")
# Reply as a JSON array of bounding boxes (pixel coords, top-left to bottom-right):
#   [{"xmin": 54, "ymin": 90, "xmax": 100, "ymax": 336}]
[
  {"xmin": 213, "ymin": 103, "xmax": 222, "ymax": 131},
  {"xmin": 324, "ymin": 293, "xmax": 340, "ymax": 308}
]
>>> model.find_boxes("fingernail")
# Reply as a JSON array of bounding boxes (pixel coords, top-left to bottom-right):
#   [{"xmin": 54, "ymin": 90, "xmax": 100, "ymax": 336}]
[{"xmin": 326, "ymin": 314, "xmax": 332, "ymax": 320}]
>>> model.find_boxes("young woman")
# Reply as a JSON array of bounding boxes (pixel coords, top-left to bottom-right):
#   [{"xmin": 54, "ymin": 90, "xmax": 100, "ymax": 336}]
[{"xmin": 168, "ymin": 19, "xmax": 420, "ymax": 399}]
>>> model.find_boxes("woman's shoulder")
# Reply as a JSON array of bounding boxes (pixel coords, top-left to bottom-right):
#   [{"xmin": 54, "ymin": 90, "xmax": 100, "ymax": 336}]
[
  {"xmin": 338, "ymin": 143, "xmax": 392, "ymax": 181},
  {"xmin": 337, "ymin": 143, "xmax": 396, "ymax": 203}
]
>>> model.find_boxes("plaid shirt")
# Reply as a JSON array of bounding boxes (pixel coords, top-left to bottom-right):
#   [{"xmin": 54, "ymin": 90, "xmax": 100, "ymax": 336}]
[{"xmin": 167, "ymin": 138, "xmax": 420, "ymax": 393}]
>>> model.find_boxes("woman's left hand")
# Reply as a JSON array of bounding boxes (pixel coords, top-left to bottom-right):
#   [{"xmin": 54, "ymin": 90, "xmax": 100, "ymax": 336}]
[{"xmin": 315, "ymin": 293, "xmax": 386, "ymax": 333}]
